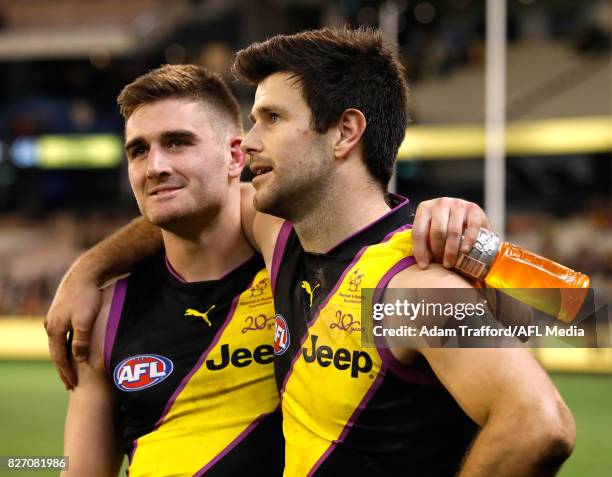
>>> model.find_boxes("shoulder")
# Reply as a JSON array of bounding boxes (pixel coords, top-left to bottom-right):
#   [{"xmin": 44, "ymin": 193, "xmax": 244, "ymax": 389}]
[
  {"xmin": 241, "ymin": 182, "xmax": 285, "ymax": 263},
  {"xmin": 387, "ymin": 263, "xmax": 474, "ymax": 289},
  {"xmin": 254, "ymin": 212, "xmax": 285, "ymax": 266}
]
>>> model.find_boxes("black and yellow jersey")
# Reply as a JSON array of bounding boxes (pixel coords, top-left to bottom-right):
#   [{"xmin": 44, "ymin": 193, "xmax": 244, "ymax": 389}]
[
  {"xmin": 271, "ymin": 195, "xmax": 477, "ymax": 477},
  {"xmin": 104, "ymin": 252, "xmax": 283, "ymax": 476}
]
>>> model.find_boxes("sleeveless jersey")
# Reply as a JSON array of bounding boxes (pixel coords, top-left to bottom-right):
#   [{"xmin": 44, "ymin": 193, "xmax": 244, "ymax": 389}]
[
  {"xmin": 105, "ymin": 252, "xmax": 283, "ymax": 476},
  {"xmin": 271, "ymin": 195, "xmax": 477, "ymax": 477}
]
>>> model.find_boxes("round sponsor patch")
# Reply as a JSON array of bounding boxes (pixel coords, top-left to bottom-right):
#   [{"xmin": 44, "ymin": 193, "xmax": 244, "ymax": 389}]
[
  {"xmin": 113, "ymin": 354, "xmax": 173, "ymax": 392},
  {"xmin": 273, "ymin": 314, "xmax": 291, "ymax": 355}
]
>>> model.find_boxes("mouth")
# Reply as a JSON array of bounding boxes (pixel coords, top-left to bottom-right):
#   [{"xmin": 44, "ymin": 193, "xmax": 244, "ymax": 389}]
[
  {"xmin": 148, "ymin": 186, "xmax": 183, "ymax": 197},
  {"xmin": 250, "ymin": 163, "xmax": 273, "ymax": 177}
]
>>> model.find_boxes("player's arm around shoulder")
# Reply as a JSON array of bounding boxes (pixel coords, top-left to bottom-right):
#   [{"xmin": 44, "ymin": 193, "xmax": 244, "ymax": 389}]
[
  {"xmin": 386, "ymin": 265, "xmax": 575, "ymax": 477},
  {"xmin": 63, "ymin": 283, "xmax": 123, "ymax": 477},
  {"xmin": 240, "ymin": 182, "xmax": 284, "ymax": 269}
]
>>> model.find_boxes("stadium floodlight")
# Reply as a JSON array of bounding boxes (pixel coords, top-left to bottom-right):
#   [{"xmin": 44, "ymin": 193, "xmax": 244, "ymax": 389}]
[{"xmin": 11, "ymin": 137, "xmax": 39, "ymax": 168}]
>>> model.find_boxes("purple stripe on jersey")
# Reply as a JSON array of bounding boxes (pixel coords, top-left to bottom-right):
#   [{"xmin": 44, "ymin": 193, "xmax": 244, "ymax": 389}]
[
  {"xmin": 373, "ymin": 255, "xmax": 416, "ymax": 300},
  {"xmin": 165, "ymin": 253, "xmax": 256, "ymax": 283},
  {"xmin": 307, "ymin": 251, "xmax": 416, "ymax": 474},
  {"xmin": 270, "ymin": 220, "xmax": 293, "ymax": 293},
  {"xmin": 164, "ymin": 255, "xmax": 186, "ymax": 283},
  {"xmin": 372, "ymin": 256, "xmax": 440, "ymax": 386},
  {"xmin": 307, "ymin": 367, "xmax": 388, "ymax": 477},
  {"xmin": 278, "ymin": 243, "xmax": 369, "ymax": 398},
  {"xmin": 129, "ymin": 439, "xmax": 138, "ymax": 469},
  {"xmin": 326, "ymin": 194, "xmax": 410, "ymax": 254},
  {"xmin": 193, "ymin": 408, "xmax": 278, "ymax": 476},
  {"xmin": 129, "ymin": 275, "xmax": 259, "ymax": 472},
  {"xmin": 376, "ymin": 347, "xmax": 439, "ymax": 386},
  {"xmin": 380, "ymin": 223, "xmax": 412, "ymax": 244},
  {"xmin": 103, "ymin": 278, "xmax": 128, "ymax": 375},
  {"xmin": 152, "ymin": 289, "xmax": 245, "ymax": 430},
  {"xmin": 219, "ymin": 254, "xmax": 256, "ymax": 279},
  {"xmin": 279, "ymin": 224, "xmax": 412, "ymax": 398}
]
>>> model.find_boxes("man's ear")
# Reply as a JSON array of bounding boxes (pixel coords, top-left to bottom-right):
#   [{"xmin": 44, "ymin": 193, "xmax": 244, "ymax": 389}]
[
  {"xmin": 228, "ymin": 136, "xmax": 245, "ymax": 178},
  {"xmin": 333, "ymin": 108, "xmax": 366, "ymax": 160}
]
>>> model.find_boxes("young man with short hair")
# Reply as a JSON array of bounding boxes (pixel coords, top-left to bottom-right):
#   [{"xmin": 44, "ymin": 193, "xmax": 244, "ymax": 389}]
[
  {"xmin": 63, "ymin": 65, "xmax": 283, "ymax": 476},
  {"xmin": 231, "ymin": 27, "xmax": 574, "ymax": 477}
]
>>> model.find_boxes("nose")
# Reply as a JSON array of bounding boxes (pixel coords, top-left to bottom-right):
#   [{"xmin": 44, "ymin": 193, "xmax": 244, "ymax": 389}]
[
  {"xmin": 146, "ymin": 145, "xmax": 171, "ymax": 179},
  {"xmin": 240, "ymin": 126, "xmax": 263, "ymax": 157}
]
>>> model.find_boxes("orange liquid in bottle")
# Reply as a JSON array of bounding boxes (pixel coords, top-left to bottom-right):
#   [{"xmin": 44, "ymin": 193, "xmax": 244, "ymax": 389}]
[{"xmin": 483, "ymin": 243, "xmax": 590, "ymax": 323}]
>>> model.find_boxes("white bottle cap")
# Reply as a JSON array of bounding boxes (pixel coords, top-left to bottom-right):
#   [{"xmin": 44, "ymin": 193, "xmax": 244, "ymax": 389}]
[{"xmin": 455, "ymin": 228, "xmax": 501, "ymax": 281}]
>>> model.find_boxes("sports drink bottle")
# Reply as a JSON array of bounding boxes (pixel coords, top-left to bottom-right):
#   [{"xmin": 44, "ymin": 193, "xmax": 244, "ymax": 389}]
[{"xmin": 455, "ymin": 228, "xmax": 590, "ymax": 323}]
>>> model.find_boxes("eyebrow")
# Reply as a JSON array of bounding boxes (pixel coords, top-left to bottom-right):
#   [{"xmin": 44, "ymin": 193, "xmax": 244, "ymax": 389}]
[
  {"xmin": 124, "ymin": 130, "xmax": 199, "ymax": 152},
  {"xmin": 124, "ymin": 137, "xmax": 145, "ymax": 153},
  {"xmin": 249, "ymin": 105, "xmax": 290, "ymax": 124},
  {"xmin": 161, "ymin": 130, "xmax": 199, "ymax": 143}
]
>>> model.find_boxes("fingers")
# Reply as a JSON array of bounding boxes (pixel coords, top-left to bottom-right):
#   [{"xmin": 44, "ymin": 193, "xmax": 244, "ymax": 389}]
[
  {"xmin": 443, "ymin": 202, "xmax": 466, "ymax": 268},
  {"xmin": 428, "ymin": 198, "xmax": 451, "ymax": 265},
  {"xmin": 54, "ymin": 360, "xmax": 75, "ymax": 391},
  {"xmin": 411, "ymin": 202, "xmax": 433, "ymax": 269},
  {"xmin": 45, "ymin": 319, "xmax": 75, "ymax": 389},
  {"xmin": 414, "ymin": 198, "xmax": 492, "ymax": 270},
  {"xmin": 71, "ymin": 326, "xmax": 92, "ymax": 363},
  {"xmin": 461, "ymin": 204, "xmax": 485, "ymax": 254}
]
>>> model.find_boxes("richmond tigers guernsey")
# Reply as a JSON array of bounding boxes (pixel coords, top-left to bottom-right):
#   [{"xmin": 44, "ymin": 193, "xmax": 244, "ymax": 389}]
[
  {"xmin": 271, "ymin": 195, "xmax": 477, "ymax": 477},
  {"xmin": 105, "ymin": 252, "xmax": 283, "ymax": 476}
]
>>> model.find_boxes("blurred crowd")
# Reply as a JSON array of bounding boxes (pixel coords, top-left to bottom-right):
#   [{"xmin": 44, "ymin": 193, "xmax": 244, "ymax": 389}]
[
  {"xmin": 506, "ymin": 202, "xmax": 612, "ymax": 288},
  {"xmin": 1, "ymin": 1, "xmax": 610, "ymax": 140},
  {"xmin": 0, "ymin": 211, "xmax": 132, "ymax": 316},
  {"xmin": 400, "ymin": 0, "xmax": 610, "ymax": 82}
]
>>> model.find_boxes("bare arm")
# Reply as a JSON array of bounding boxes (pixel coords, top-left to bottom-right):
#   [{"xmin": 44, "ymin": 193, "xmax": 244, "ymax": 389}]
[
  {"xmin": 389, "ymin": 267, "xmax": 575, "ymax": 476},
  {"xmin": 63, "ymin": 286, "xmax": 123, "ymax": 476},
  {"xmin": 430, "ymin": 347, "xmax": 573, "ymax": 477},
  {"xmin": 78, "ymin": 217, "xmax": 162, "ymax": 286},
  {"xmin": 63, "ymin": 363, "xmax": 122, "ymax": 477},
  {"xmin": 46, "ymin": 217, "xmax": 161, "ymax": 388},
  {"xmin": 240, "ymin": 183, "xmax": 284, "ymax": 270}
]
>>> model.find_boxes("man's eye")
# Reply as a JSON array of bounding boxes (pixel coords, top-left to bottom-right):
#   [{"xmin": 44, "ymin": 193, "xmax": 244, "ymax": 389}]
[
  {"xmin": 130, "ymin": 146, "xmax": 146, "ymax": 158},
  {"xmin": 168, "ymin": 139, "xmax": 186, "ymax": 148},
  {"xmin": 269, "ymin": 113, "xmax": 280, "ymax": 123}
]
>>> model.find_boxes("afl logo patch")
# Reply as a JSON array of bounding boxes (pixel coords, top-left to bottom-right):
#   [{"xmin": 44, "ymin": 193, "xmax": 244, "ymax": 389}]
[
  {"xmin": 273, "ymin": 314, "xmax": 290, "ymax": 355},
  {"xmin": 113, "ymin": 354, "xmax": 173, "ymax": 392}
]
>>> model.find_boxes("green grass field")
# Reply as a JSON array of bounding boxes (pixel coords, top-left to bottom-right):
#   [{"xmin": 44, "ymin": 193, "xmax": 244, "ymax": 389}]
[{"xmin": 0, "ymin": 360, "xmax": 610, "ymax": 476}]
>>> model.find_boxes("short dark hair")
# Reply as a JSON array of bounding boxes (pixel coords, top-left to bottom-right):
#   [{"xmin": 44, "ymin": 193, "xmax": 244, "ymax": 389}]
[
  {"xmin": 232, "ymin": 27, "xmax": 408, "ymax": 189},
  {"xmin": 118, "ymin": 64, "xmax": 242, "ymax": 132}
]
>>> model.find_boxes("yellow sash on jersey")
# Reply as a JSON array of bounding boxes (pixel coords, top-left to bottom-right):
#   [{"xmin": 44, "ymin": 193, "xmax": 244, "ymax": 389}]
[
  {"xmin": 129, "ymin": 269, "xmax": 278, "ymax": 477},
  {"xmin": 281, "ymin": 228, "xmax": 413, "ymax": 477}
]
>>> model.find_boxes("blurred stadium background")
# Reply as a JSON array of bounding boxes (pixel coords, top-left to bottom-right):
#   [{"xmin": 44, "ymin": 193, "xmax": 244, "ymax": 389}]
[{"xmin": 0, "ymin": 0, "xmax": 610, "ymax": 475}]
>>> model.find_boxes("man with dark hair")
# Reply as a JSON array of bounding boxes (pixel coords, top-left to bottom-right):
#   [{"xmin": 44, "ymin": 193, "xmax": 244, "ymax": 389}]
[
  {"xmin": 230, "ymin": 27, "xmax": 573, "ymax": 476},
  {"xmin": 233, "ymin": 27, "xmax": 408, "ymax": 191},
  {"xmin": 62, "ymin": 65, "xmax": 283, "ymax": 476}
]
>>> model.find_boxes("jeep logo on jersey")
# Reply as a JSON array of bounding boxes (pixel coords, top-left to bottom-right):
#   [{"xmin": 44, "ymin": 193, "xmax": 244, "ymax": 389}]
[
  {"xmin": 274, "ymin": 314, "xmax": 290, "ymax": 355},
  {"xmin": 113, "ymin": 354, "xmax": 173, "ymax": 392},
  {"xmin": 302, "ymin": 334, "xmax": 373, "ymax": 378},
  {"xmin": 205, "ymin": 344, "xmax": 274, "ymax": 370}
]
